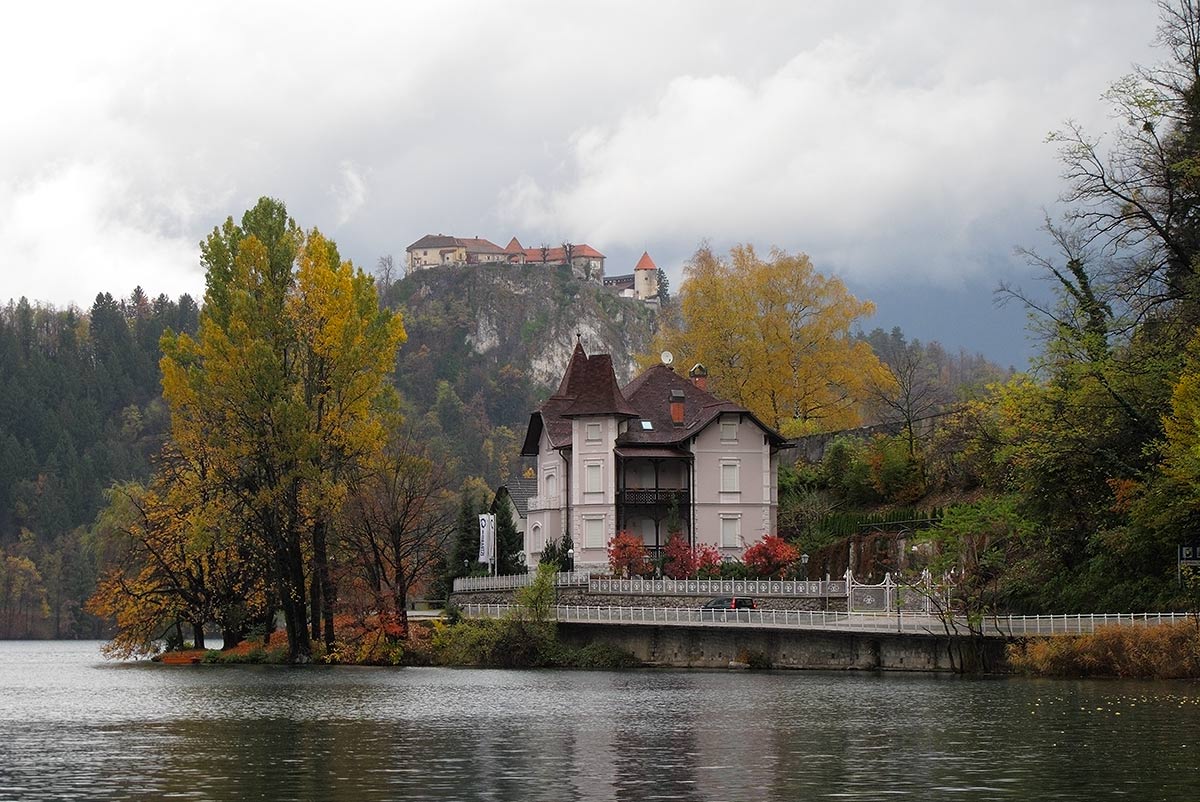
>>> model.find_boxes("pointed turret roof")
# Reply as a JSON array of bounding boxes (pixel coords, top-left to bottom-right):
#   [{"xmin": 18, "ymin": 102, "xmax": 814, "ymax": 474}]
[
  {"xmin": 520, "ymin": 341, "xmax": 640, "ymax": 455},
  {"xmin": 635, "ymin": 251, "xmax": 657, "ymax": 270}
]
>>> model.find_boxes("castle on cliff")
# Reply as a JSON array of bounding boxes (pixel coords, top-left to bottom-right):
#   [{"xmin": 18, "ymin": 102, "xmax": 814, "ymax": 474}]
[{"xmin": 405, "ymin": 234, "xmax": 660, "ymax": 304}]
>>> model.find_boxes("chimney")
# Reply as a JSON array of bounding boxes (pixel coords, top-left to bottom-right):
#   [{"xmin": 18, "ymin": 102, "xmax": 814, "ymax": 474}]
[
  {"xmin": 670, "ymin": 389, "xmax": 685, "ymax": 426},
  {"xmin": 689, "ymin": 363, "xmax": 708, "ymax": 392}
]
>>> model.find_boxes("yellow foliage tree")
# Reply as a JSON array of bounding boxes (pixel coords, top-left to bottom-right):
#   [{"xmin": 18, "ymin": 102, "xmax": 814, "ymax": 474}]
[
  {"xmin": 651, "ymin": 244, "xmax": 890, "ymax": 436},
  {"xmin": 158, "ymin": 199, "xmax": 406, "ymax": 663}
]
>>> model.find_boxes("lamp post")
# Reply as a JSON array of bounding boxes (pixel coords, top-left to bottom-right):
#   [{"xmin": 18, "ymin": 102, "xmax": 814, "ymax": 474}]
[
  {"xmin": 567, "ymin": 547, "xmax": 575, "ymax": 573},
  {"xmin": 801, "ymin": 552, "xmax": 809, "ymax": 579}
]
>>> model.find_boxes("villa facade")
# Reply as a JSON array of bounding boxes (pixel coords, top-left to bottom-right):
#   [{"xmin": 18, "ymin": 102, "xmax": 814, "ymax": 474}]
[{"xmin": 520, "ymin": 342, "xmax": 788, "ymax": 570}]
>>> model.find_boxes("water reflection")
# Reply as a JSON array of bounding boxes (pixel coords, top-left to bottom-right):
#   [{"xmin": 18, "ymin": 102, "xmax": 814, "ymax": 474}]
[{"xmin": 0, "ymin": 642, "xmax": 1197, "ymax": 800}]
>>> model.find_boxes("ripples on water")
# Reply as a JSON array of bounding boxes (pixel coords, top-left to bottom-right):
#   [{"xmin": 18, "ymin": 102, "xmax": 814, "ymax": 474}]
[{"xmin": 0, "ymin": 641, "xmax": 1196, "ymax": 801}]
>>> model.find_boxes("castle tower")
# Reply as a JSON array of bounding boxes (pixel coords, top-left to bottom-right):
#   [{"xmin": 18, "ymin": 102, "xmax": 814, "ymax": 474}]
[{"xmin": 633, "ymin": 251, "xmax": 659, "ymax": 301}]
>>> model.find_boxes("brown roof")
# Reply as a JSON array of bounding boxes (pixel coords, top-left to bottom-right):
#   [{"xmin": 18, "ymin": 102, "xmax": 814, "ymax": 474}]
[
  {"xmin": 505, "ymin": 237, "xmax": 524, "ymax": 252},
  {"xmin": 561, "ymin": 353, "xmax": 640, "ymax": 418},
  {"xmin": 459, "ymin": 237, "xmax": 507, "ymax": 255},
  {"xmin": 522, "ymin": 345, "xmax": 787, "ymax": 456},
  {"xmin": 407, "ymin": 234, "xmax": 459, "ymax": 250},
  {"xmin": 619, "ymin": 364, "xmax": 786, "ymax": 446},
  {"xmin": 635, "ymin": 251, "xmax": 657, "ymax": 270},
  {"xmin": 520, "ymin": 342, "xmax": 637, "ymax": 455}
]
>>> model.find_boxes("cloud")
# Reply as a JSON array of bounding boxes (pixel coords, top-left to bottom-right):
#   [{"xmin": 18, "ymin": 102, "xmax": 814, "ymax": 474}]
[
  {"xmin": 332, "ymin": 162, "xmax": 368, "ymax": 227},
  {"xmin": 0, "ymin": 162, "xmax": 200, "ymax": 306},
  {"xmin": 498, "ymin": 34, "xmax": 1076, "ymax": 283}
]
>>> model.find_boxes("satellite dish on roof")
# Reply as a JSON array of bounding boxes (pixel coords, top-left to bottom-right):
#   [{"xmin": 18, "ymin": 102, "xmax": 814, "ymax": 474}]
[{"xmin": 660, "ymin": 350, "xmax": 674, "ymax": 366}]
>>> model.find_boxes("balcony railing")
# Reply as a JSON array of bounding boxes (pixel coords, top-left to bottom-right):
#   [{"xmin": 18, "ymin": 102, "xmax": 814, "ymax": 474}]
[
  {"xmin": 526, "ymin": 494, "xmax": 559, "ymax": 512},
  {"xmin": 618, "ymin": 488, "xmax": 690, "ymax": 506}
]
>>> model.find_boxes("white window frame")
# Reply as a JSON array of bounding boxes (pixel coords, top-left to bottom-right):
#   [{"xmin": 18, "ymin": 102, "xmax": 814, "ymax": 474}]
[
  {"xmin": 720, "ymin": 515, "xmax": 741, "ymax": 548},
  {"xmin": 530, "ymin": 523, "xmax": 543, "ymax": 553},
  {"xmin": 545, "ymin": 472, "xmax": 557, "ymax": 501},
  {"xmin": 585, "ymin": 422, "xmax": 602, "ymax": 442},
  {"xmin": 720, "ymin": 420, "xmax": 738, "ymax": 442},
  {"xmin": 583, "ymin": 516, "xmax": 605, "ymax": 549},
  {"xmin": 720, "ymin": 461, "xmax": 740, "ymax": 493},
  {"xmin": 585, "ymin": 462, "xmax": 603, "ymax": 494}
]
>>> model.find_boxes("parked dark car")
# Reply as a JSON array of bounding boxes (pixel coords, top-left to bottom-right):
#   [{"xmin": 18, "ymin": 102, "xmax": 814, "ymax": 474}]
[{"xmin": 702, "ymin": 596, "xmax": 757, "ymax": 610}]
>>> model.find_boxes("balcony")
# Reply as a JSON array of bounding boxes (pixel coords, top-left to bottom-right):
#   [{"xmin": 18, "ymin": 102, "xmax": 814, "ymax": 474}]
[
  {"xmin": 619, "ymin": 488, "xmax": 690, "ymax": 507},
  {"xmin": 527, "ymin": 494, "xmax": 560, "ymax": 512}
]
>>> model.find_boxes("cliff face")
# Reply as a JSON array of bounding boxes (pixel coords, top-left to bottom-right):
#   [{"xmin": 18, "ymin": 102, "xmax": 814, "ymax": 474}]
[{"xmin": 386, "ymin": 262, "xmax": 659, "ymax": 430}]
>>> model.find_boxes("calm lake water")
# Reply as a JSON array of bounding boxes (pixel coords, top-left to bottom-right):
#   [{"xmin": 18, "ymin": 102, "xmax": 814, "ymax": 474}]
[{"xmin": 0, "ymin": 641, "xmax": 1197, "ymax": 801}]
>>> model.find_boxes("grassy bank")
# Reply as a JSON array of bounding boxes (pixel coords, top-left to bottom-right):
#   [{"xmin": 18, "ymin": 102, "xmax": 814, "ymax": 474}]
[
  {"xmin": 157, "ymin": 565, "xmax": 639, "ymax": 670},
  {"xmin": 1007, "ymin": 619, "xmax": 1200, "ymax": 679}
]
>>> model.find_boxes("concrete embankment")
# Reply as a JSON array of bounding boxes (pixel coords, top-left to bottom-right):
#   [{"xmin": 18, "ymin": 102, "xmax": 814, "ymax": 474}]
[{"xmin": 557, "ymin": 621, "xmax": 1004, "ymax": 672}]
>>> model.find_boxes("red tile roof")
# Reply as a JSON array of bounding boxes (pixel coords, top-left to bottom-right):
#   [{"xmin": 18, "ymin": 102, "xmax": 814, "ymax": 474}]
[
  {"xmin": 635, "ymin": 251, "xmax": 657, "ymax": 270},
  {"xmin": 505, "ymin": 237, "xmax": 524, "ymax": 252}
]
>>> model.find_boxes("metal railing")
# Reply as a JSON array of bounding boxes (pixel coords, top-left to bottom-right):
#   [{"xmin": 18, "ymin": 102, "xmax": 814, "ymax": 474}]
[
  {"xmin": 589, "ymin": 576, "xmax": 847, "ymax": 598},
  {"xmin": 459, "ymin": 604, "xmax": 1198, "ymax": 638},
  {"xmin": 618, "ymin": 488, "xmax": 690, "ymax": 506},
  {"xmin": 452, "ymin": 571, "xmax": 591, "ymax": 593}
]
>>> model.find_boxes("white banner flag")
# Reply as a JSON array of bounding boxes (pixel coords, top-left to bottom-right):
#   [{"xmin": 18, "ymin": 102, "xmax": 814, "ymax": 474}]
[
  {"xmin": 487, "ymin": 514, "xmax": 497, "ymax": 562},
  {"xmin": 478, "ymin": 514, "xmax": 489, "ymax": 563}
]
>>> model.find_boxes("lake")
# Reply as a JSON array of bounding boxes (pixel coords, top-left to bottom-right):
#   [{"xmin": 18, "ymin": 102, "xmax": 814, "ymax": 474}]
[{"xmin": 0, "ymin": 640, "xmax": 1196, "ymax": 801}]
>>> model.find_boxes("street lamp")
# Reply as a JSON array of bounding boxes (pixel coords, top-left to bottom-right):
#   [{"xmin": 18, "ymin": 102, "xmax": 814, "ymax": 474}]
[
  {"xmin": 801, "ymin": 552, "xmax": 810, "ymax": 579},
  {"xmin": 567, "ymin": 547, "xmax": 575, "ymax": 573}
]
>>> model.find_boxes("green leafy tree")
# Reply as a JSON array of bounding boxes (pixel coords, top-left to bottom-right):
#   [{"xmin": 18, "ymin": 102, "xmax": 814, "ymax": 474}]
[{"xmin": 159, "ymin": 198, "xmax": 405, "ymax": 662}]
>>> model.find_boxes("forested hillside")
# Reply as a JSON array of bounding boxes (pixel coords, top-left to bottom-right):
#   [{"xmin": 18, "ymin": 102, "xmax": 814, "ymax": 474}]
[
  {"xmin": 0, "ymin": 292, "xmax": 198, "ymax": 636},
  {"xmin": 0, "ymin": 259, "xmax": 660, "ymax": 639}
]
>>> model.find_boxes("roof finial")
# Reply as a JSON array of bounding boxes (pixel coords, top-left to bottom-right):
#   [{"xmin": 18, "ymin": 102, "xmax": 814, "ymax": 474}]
[{"xmin": 575, "ymin": 330, "xmax": 582, "ymax": 343}]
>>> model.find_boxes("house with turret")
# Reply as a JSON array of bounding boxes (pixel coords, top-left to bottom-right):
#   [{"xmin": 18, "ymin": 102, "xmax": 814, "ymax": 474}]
[{"xmin": 520, "ymin": 341, "xmax": 788, "ymax": 570}]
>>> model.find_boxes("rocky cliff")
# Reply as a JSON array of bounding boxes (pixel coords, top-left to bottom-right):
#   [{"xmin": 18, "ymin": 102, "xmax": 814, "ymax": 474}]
[{"xmin": 385, "ymin": 261, "xmax": 660, "ymax": 433}]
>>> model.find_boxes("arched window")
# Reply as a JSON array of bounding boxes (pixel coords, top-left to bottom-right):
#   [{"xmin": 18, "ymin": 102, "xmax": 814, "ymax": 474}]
[{"xmin": 530, "ymin": 523, "xmax": 543, "ymax": 553}]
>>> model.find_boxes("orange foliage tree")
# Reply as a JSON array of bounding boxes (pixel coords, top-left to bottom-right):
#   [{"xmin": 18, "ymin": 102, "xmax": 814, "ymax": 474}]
[
  {"xmin": 608, "ymin": 532, "xmax": 653, "ymax": 578},
  {"xmin": 743, "ymin": 535, "xmax": 799, "ymax": 579}
]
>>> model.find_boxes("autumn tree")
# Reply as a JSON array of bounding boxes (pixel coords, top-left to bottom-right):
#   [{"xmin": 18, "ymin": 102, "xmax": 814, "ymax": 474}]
[
  {"xmin": 607, "ymin": 532, "xmax": 652, "ymax": 577},
  {"xmin": 651, "ymin": 244, "xmax": 889, "ymax": 436},
  {"xmin": 159, "ymin": 198, "xmax": 405, "ymax": 662},
  {"xmin": 861, "ymin": 327, "xmax": 953, "ymax": 457},
  {"xmin": 341, "ymin": 431, "xmax": 456, "ymax": 638},
  {"xmin": 662, "ymin": 532, "xmax": 697, "ymax": 579},
  {"xmin": 742, "ymin": 535, "xmax": 799, "ymax": 579}
]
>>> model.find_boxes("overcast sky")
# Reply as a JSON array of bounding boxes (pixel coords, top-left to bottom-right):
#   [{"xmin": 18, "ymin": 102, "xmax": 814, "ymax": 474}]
[{"xmin": 0, "ymin": 1, "xmax": 1165, "ymax": 365}]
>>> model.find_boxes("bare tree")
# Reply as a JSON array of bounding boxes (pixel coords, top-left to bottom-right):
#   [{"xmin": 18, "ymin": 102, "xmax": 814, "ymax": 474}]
[
  {"xmin": 341, "ymin": 431, "xmax": 457, "ymax": 637},
  {"xmin": 864, "ymin": 330, "xmax": 951, "ymax": 457}
]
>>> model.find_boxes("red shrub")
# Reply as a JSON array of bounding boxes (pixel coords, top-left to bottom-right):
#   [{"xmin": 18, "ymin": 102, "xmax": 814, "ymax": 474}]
[
  {"xmin": 695, "ymin": 543, "xmax": 722, "ymax": 578},
  {"xmin": 663, "ymin": 532, "xmax": 697, "ymax": 578},
  {"xmin": 742, "ymin": 535, "xmax": 799, "ymax": 579},
  {"xmin": 608, "ymin": 531, "xmax": 652, "ymax": 577}
]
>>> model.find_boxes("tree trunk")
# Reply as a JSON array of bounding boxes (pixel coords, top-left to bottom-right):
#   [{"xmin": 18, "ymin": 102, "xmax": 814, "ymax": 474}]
[
  {"xmin": 192, "ymin": 622, "xmax": 205, "ymax": 650},
  {"xmin": 309, "ymin": 571, "xmax": 322, "ymax": 642},
  {"xmin": 314, "ymin": 516, "xmax": 336, "ymax": 652},
  {"xmin": 222, "ymin": 626, "xmax": 244, "ymax": 651},
  {"xmin": 261, "ymin": 600, "xmax": 276, "ymax": 647}
]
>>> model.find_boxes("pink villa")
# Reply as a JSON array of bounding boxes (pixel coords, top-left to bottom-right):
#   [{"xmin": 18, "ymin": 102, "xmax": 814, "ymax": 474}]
[{"xmin": 520, "ymin": 342, "xmax": 789, "ymax": 570}]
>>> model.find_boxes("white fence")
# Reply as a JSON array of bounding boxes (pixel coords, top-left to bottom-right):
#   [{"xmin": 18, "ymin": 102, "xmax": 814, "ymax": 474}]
[
  {"xmin": 452, "ymin": 571, "xmax": 591, "ymax": 593},
  {"xmin": 589, "ymin": 576, "xmax": 847, "ymax": 598},
  {"xmin": 460, "ymin": 603, "xmax": 1198, "ymax": 638}
]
